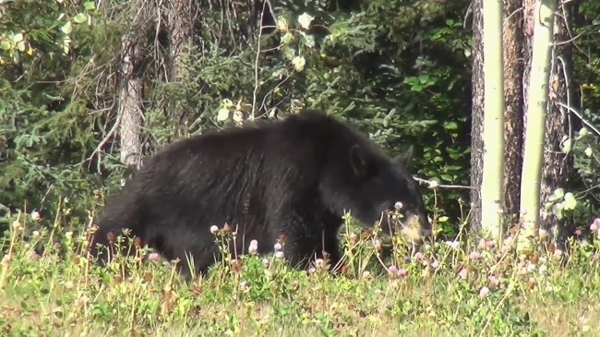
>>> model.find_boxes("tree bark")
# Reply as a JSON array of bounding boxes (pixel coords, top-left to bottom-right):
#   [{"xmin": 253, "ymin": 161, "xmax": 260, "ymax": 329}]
[
  {"xmin": 502, "ymin": 0, "xmax": 525, "ymax": 223},
  {"xmin": 469, "ymin": 0, "xmax": 485, "ymax": 231},
  {"xmin": 540, "ymin": 0, "xmax": 575, "ymax": 250},
  {"xmin": 118, "ymin": 33, "xmax": 145, "ymax": 170},
  {"xmin": 522, "ymin": 0, "xmax": 535, "ymax": 130},
  {"xmin": 167, "ymin": 0, "xmax": 201, "ymax": 82}
]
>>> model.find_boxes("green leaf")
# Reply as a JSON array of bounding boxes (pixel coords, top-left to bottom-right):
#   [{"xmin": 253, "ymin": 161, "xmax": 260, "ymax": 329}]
[
  {"xmin": 552, "ymin": 188, "xmax": 565, "ymax": 199},
  {"xmin": 0, "ymin": 40, "xmax": 11, "ymax": 50},
  {"xmin": 61, "ymin": 22, "xmax": 73, "ymax": 34},
  {"xmin": 216, "ymin": 108, "xmax": 230, "ymax": 121},
  {"xmin": 282, "ymin": 32, "xmax": 294, "ymax": 45},
  {"xmin": 563, "ymin": 192, "xmax": 577, "ymax": 210},
  {"xmin": 302, "ymin": 34, "xmax": 315, "ymax": 49},
  {"xmin": 440, "ymin": 174, "xmax": 453, "ymax": 182},
  {"xmin": 12, "ymin": 33, "xmax": 23, "ymax": 43},
  {"xmin": 73, "ymin": 13, "xmax": 89, "ymax": 24},
  {"xmin": 444, "ymin": 122, "xmax": 458, "ymax": 131},
  {"xmin": 83, "ymin": 1, "xmax": 96, "ymax": 10}
]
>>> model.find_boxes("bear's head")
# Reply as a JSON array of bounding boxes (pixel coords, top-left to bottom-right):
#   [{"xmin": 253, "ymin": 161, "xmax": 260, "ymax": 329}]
[{"xmin": 321, "ymin": 143, "xmax": 432, "ymax": 245}]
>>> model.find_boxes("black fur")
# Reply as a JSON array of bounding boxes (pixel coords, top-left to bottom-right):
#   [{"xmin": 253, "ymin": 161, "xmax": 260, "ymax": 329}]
[{"xmin": 89, "ymin": 109, "xmax": 431, "ymax": 277}]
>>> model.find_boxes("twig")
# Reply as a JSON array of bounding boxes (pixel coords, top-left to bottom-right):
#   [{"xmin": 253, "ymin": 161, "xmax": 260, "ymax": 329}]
[
  {"xmin": 413, "ymin": 177, "xmax": 474, "ymax": 190},
  {"xmin": 557, "ymin": 102, "xmax": 600, "ymax": 137}
]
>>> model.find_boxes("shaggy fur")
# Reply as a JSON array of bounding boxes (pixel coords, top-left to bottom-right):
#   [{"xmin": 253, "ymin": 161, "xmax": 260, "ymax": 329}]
[{"xmin": 89, "ymin": 109, "xmax": 431, "ymax": 277}]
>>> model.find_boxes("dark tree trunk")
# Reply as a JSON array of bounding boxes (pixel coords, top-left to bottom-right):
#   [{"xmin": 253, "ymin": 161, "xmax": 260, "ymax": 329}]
[
  {"xmin": 522, "ymin": 0, "xmax": 535, "ymax": 130},
  {"xmin": 502, "ymin": 0, "xmax": 525, "ymax": 224},
  {"xmin": 469, "ymin": 0, "xmax": 484, "ymax": 231},
  {"xmin": 540, "ymin": 0, "xmax": 576, "ymax": 250},
  {"xmin": 167, "ymin": 0, "xmax": 201, "ymax": 82}
]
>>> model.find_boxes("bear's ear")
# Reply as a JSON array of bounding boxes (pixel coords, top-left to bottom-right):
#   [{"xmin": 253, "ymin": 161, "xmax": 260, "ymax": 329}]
[
  {"xmin": 349, "ymin": 144, "xmax": 370, "ymax": 178},
  {"xmin": 394, "ymin": 145, "xmax": 414, "ymax": 167}
]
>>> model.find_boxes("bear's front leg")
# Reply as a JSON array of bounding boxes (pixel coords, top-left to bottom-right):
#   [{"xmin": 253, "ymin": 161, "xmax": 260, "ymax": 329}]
[
  {"xmin": 280, "ymin": 233, "xmax": 320, "ymax": 271},
  {"xmin": 319, "ymin": 228, "xmax": 342, "ymax": 273}
]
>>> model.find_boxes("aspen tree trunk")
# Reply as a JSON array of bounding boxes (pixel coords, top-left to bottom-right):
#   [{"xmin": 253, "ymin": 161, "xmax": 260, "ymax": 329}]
[
  {"xmin": 469, "ymin": 0, "xmax": 485, "ymax": 232},
  {"xmin": 481, "ymin": 0, "xmax": 506, "ymax": 241},
  {"xmin": 518, "ymin": 0, "xmax": 558, "ymax": 251}
]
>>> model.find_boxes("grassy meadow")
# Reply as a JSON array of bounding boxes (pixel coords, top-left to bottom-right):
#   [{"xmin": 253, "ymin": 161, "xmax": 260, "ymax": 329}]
[{"xmin": 1, "ymin": 207, "xmax": 600, "ymax": 337}]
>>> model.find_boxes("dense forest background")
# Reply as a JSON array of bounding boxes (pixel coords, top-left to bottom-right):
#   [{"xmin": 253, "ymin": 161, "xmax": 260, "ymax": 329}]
[{"xmin": 1, "ymin": 0, "xmax": 600, "ymax": 245}]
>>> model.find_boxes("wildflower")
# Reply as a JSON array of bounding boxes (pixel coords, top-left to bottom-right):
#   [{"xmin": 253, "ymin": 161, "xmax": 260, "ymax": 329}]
[
  {"xmin": 394, "ymin": 202, "xmax": 403, "ymax": 210},
  {"xmin": 413, "ymin": 252, "xmax": 423, "ymax": 260},
  {"xmin": 592, "ymin": 253, "xmax": 599, "ymax": 262},
  {"xmin": 478, "ymin": 238, "xmax": 495, "ymax": 249},
  {"xmin": 248, "ymin": 240, "xmax": 258, "ymax": 255},
  {"xmin": 12, "ymin": 220, "xmax": 23, "ymax": 231},
  {"xmin": 575, "ymin": 229, "xmax": 582, "ymax": 236},
  {"xmin": 274, "ymin": 242, "xmax": 282, "ymax": 251},
  {"xmin": 488, "ymin": 275, "xmax": 499, "ymax": 286},
  {"xmin": 262, "ymin": 258, "xmax": 270, "ymax": 267},
  {"xmin": 210, "ymin": 225, "xmax": 219, "ymax": 234},
  {"xmin": 458, "ymin": 268, "xmax": 468, "ymax": 280},
  {"xmin": 430, "ymin": 260, "xmax": 439, "ymax": 269},
  {"xmin": 590, "ymin": 218, "xmax": 600, "ymax": 231},
  {"xmin": 148, "ymin": 252, "xmax": 161, "ymax": 261},
  {"xmin": 31, "ymin": 210, "xmax": 41, "ymax": 221},
  {"xmin": 27, "ymin": 250, "xmax": 40, "ymax": 261},
  {"xmin": 388, "ymin": 265, "xmax": 399, "ymax": 275},
  {"xmin": 479, "ymin": 286, "xmax": 490, "ymax": 298},
  {"xmin": 373, "ymin": 239, "xmax": 382, "ymax": 251},
  {"xmin": 469, "ymin": 251, "xmax": 482, "ymax": 260},
  {"xmin": 396, "ymin": 268, "xmax": 407, "ymax": 279},
  {"xmin": 275, "ymin": 251, "xmax": 284, "ymax": 259},
  {"xmin": 445, "ymin": 241, "xmax": 460, "ymax": 250},
  {"xmin": 314, "ymin": 258, "xmax": 325, "ymax": 270},
  {"xmin": 308, "ymin": 267, "xmax": 316, "ymax": 274},
  {"xmin": 553, "ymin": 249, "xmax": 563, "ymax": 258},
  {"xmin": 32, "ymin": 231, "xmax": 40, "ymax": 238},
  {"xmin": 362, "ymin": 270, "xmax": 371, "ymax": 279}
]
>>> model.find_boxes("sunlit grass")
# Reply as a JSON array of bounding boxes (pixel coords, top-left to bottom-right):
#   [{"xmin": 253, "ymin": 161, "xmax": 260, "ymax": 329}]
[{"xmin": 1, "ymin": 208, "xmax": 600, "ymax": 336}]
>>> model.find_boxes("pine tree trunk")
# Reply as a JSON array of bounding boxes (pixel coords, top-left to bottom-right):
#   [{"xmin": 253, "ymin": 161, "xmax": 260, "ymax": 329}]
[
  {"xmin": 469, "ymin": 0, "xmax": 485, "ymax": 231},
  {"xmin": 540, "ymin": 0, "xmax": 575, "ymax": 250},
  {"xmin": 502, "ymin": 0, "xmax": 525, "ymax": 223}
]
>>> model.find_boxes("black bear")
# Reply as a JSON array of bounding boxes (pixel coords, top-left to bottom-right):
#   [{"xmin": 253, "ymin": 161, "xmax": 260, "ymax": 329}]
[{"xmin": 88, "ymin": 109, "xmax": 432, "ymax": 277}]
